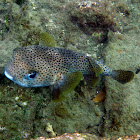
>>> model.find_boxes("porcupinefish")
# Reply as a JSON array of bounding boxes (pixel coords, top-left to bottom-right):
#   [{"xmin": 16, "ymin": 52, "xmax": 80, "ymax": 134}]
[{"xmin": 4, "ymin": 45, "xmax": 134, "ymax": 101}]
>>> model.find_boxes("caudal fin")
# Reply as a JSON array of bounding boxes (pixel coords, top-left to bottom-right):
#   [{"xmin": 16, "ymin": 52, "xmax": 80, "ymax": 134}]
[{"xmin": 111, "ymin": 70, "xmax": 134, "ymax": 84}]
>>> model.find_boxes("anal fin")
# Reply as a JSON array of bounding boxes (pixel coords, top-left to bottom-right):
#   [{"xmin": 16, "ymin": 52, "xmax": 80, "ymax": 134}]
[{"xmin": 83, "ymin": 74, "xmax": 100, "ymax": 88}]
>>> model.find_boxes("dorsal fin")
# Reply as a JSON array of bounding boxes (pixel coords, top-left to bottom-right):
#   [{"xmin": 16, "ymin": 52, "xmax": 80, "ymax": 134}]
[
  {"xmin": 83, "ymin": 57, "xmax": 102, "ymax": 88},
  {"xmin": 88, "ymin": 57, "xmax": 103, "ymax": 76}
]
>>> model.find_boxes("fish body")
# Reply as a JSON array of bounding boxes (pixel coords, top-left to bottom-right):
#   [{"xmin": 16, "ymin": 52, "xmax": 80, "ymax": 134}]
[
  {"xmin": 4, "ymin": 45, "xmax": 100, "ymax": 87},
  {"xmin": 4, "ymin": 45, "xmax": 134, "ymax": 101}
]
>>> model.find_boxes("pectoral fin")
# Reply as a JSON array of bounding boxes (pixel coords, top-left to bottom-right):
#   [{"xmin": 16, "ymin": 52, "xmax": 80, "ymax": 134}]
[{"xmin": 52, "ymin": 71, "xmax": 82, "ymax": 102}]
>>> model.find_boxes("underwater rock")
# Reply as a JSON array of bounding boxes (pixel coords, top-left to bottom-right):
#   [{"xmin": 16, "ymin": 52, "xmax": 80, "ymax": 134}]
[{"xmin": 31, "ymin": 133, "xmax": 140, "ymax": 140}]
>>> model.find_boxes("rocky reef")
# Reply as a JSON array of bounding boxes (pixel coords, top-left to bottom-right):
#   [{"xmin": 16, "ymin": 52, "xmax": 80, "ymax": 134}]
[{"xmin": 0, "ymin": 0, "xmax": 139, "ymax": 139}]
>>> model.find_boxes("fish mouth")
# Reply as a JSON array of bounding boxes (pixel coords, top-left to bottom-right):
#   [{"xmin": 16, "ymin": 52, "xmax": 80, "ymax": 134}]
[
  {"xmin": 4, "ymin": 70, "xmax": 28, "ymax": 87},
  {"xmin": 4, "ymin": 70, "xmax": 14, "ymax": 81}
]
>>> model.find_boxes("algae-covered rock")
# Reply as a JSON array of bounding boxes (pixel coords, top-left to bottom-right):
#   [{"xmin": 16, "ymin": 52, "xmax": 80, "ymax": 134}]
[
  {"xmin": 31, "ymin": 133, "xmax": 140, "ymax": 140},
  {"xmin": 103, "ymin": 2, "xmax": 140, "ymax": 135},
  {"xmin": 0, "ymin": 0, "xmax": 139, "ymax": 139}
]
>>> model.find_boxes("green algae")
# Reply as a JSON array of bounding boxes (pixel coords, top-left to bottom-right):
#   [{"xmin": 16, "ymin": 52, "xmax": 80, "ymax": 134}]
[{"xmin": 39, "ymin": 32, "xmax": 56, "ymax": 47}]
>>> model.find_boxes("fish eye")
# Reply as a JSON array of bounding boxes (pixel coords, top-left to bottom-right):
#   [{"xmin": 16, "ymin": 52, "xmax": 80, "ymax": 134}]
[{"xmin": 25, "ymin": 71, "xmax": 37, "ymax": 80}]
